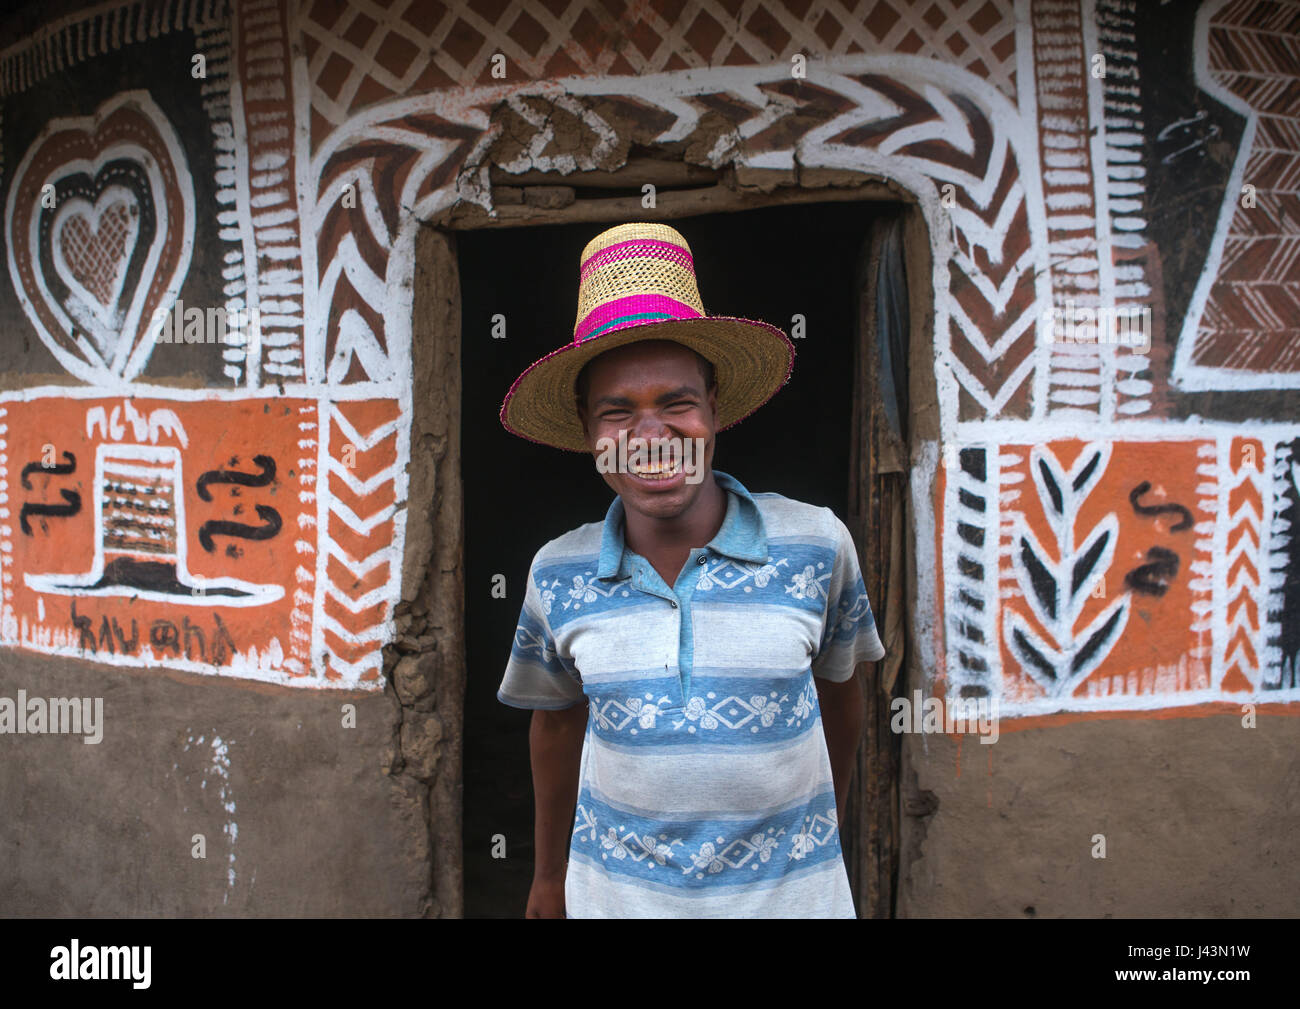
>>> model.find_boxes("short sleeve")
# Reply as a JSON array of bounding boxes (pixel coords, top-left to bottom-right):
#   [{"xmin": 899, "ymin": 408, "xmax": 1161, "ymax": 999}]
[
  {"xmin": 810, "ymin": 514, "xmax": 886, "ymax": 682},
  {"xmin": 497, "ymin": 556, "xmax": 587, "ymax": 710}
]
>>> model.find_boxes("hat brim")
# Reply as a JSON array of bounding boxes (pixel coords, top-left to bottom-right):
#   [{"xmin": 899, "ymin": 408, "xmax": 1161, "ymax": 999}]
[{"xmin": 499, "ymin": 316, "xmax": 796, "ymax": 452}]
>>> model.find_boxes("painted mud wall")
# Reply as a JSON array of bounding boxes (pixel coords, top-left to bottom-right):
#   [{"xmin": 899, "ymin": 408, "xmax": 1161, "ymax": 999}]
[{"xmin": 0, "ymin": 0, "xmax": 1295, "ymax": 916}]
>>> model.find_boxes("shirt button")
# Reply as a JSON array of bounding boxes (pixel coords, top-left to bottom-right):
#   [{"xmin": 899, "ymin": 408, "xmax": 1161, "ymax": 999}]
[
  {"xmin": 670, "ymin": 600, "xmax": 678, "ymax": 608},
  {"xmin": 697, "ymin": 554, "xmax": 707, "ymax": 564}
]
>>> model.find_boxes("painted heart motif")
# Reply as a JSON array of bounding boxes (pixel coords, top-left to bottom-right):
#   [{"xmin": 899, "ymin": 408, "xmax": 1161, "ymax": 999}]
[
  {"xmin": 6, "ymin": 91, "xmax": 193, "ymax": 386},
  {"xmin": 52, "ymin": 191, "xmax": 141, "ymax": 358}
]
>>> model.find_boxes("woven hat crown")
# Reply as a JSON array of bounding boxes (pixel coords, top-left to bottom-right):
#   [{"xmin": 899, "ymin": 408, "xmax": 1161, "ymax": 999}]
[
  {"xmin": 498, "ymin": 220, "xmax": 795, "ymax": 452},
  {"xmin": 573, "ymin": 223, "xmax": 706, "ymax": 345}
]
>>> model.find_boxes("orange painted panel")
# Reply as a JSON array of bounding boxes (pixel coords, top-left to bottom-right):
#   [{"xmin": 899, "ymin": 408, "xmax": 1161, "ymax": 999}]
[
  {"xmin": 2, "ymin": 395, "xmax": 314, "ymax": 680},
  {"xmin": 998, "ymin": 439, "xmax": 1214, "ymax": 704}
]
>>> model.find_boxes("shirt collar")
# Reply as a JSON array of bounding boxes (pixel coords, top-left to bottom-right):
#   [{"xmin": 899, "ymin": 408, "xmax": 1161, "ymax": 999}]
[{"xmin": 596, "ymin": 470, "xmax": 770, "ymax": 581}]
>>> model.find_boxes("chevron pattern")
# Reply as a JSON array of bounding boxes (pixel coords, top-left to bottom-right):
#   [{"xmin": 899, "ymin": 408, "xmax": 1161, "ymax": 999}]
[
  {"xmin": 353, "ymin": 67, "xmax": 1034, "ymax": 421},
  {"xmin": 774, "ymin": 68, "xmax": 1044, "ymax": 417},
  {"xmin": 320, "ymin": 67, "xmax": 1041, "ymax": 420},
  {"xmin": 807, "ymin": 70, "xmax": 1040, "ymax": 417},
  {"xmin": 1222, "ymin": 437, "xmax": 1267, "ymax": 691},
  {"xmin": 1192, "ymin": 0, "xmax": 1300, "ymax": 376},
  {"xmin": 871, "ymin": 78, "xmax": 1041, "ymax": 421},
  {"xmin": 321, "ymin": 398, "xmax": 403, "ymax": 684},
  {"xmin": 294, "ymin": 0, "xmax": 1018, "ymax": 144},
  {"xmin": 312, "ymin": 111, "xmax": 479, "ymax": 387}
]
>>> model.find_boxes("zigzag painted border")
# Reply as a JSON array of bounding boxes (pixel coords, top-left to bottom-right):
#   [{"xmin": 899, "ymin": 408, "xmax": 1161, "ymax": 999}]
[
  {"xmin": 307, "ymin": 55, "xmax": 1053, "ymax": 433},
  {"xmin": 315, "ymin": 398, "xmax": 407, "ymax": 685},
  {"xmin": 1218, "ymin": 436, "xmax": 1268, "ymax": 692}
]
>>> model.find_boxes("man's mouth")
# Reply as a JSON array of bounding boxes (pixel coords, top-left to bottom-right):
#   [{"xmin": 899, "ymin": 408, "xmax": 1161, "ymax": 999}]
[{"xmin": 627, "ymin": 456, "xmax": 682, "ymax": 481}]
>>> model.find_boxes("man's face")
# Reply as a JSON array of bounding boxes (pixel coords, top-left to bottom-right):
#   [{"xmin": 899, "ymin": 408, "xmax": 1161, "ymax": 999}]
[{"xmin": 578, "ymin": 340, "xmax": 718, "ymax": 521}]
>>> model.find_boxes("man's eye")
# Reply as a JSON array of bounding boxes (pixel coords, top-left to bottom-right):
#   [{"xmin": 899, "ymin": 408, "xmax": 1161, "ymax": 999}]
[{"xmin": 665, "ymin": 401, "xmax": 695, "ymax": 411}]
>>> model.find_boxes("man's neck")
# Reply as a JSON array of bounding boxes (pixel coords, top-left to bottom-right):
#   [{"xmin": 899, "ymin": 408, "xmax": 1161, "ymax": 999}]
[{"xmin": 623, "ymin": 470, "xmax": 727, "ymax": 561}]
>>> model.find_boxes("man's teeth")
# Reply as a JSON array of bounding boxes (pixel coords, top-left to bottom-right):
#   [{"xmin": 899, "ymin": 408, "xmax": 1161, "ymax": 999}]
[{"xmin": 629, "ymin": 459, "xmax": 681, "ymax": 480}]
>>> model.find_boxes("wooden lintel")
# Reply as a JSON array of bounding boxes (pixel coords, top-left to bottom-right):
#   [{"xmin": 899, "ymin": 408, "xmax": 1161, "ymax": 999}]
[
  {"xmin": 488, "ymin": 157, "xmax": 720, "ymax": 188},
  {"xmin": 434, "ymin": 179, "xmax": 906, "ymax": 230}
]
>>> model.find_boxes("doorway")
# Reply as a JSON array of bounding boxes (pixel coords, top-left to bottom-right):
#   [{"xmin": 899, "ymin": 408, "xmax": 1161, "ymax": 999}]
[{"xmin": 455, "ymin": 199, "xmax": 914, "ymax": 917}]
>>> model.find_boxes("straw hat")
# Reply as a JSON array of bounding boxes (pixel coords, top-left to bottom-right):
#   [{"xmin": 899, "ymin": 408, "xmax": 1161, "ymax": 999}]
[{"xmin": 499, "ymin": 222, "xmax": 796, "ymax": 452}]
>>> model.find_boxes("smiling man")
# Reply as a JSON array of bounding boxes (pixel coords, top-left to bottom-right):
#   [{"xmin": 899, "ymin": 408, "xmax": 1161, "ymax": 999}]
[{"xmin": 497, "ymin": 222, "xmax": 885, "ymax": 919}]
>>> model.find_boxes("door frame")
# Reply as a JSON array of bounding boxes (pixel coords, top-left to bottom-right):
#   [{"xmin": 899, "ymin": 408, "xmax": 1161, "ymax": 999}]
[{"xmin": 407, "ymin": 169, "xmax": 936, "ymax": 916}]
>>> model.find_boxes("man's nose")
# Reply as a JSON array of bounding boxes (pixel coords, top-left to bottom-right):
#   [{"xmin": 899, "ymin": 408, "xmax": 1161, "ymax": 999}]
[{"xmin": 631, "ymin": 411, "xmax": 671, "ymax": 441}]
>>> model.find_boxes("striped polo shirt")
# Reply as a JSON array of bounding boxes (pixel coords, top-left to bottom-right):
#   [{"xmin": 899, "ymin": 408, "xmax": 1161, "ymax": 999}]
[{"xmin": 498, "ymin": 470, "xmax": 886, "ymax": 918}]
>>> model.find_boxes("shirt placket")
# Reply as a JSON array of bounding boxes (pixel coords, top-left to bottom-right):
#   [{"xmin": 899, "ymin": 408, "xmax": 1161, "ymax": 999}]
[{"xmin": 628, "ymin": 547, "xmax": 709, "ymax": 708}]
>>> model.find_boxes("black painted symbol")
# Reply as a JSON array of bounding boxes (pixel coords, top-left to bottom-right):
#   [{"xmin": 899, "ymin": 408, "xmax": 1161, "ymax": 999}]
[
  {"xmin": 196, "ymin": 454, "xmax": 282, "ymax": 553},
  {"xmin": 19, "ymin": 449, "xmax": 81, "ymax": 535},
  {"xmin": 21, "ymin": 450, "xmax": 75, "ymax": 488},
  {"xmin": 198, "ymin": 505, "xmax": 282, "ymax": 553},
  {"xmin": 1124, "ymin": 546, "xmax": 1181, "ymax": 597},
  {"xmin": 19, "ymin": 490, "xmax": 82, "ymax": 535},
  {"xmin": 196, "ymin": 454, "xmax": 275, "ymax": 501},
  {"xmin": 1128, "ymin": 481, "xmax": 1193, "ymax": 532}
]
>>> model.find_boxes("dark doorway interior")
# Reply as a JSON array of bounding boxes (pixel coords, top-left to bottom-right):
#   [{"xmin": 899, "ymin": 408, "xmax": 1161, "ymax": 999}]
[{"xmin": 459, "ymin": 200, "xmax": 894, "ymax": 917}]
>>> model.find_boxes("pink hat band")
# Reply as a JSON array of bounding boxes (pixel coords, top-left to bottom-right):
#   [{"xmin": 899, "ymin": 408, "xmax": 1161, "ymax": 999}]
[{"xmin": 574, "ymin": 293, "xmax": 704, "ymax": 343}]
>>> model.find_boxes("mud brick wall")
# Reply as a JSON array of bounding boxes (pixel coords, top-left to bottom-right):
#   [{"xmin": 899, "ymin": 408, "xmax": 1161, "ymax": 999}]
[{"xmin": 0, "ymin": 0, "xmax": 1296, "ymax": 916}]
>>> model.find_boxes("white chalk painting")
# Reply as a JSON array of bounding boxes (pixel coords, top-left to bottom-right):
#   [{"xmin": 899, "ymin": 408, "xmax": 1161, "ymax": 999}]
[
  {"xmin": 0, "ymin": 0, "xmax": 1295, "ymax": 711},
  {"xmin": 0, "ymin": 2, "xmax": 406, "ymax": 688}
]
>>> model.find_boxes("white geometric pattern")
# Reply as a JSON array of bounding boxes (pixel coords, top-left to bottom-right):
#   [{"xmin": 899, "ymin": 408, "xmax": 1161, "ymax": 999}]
[
  {"xmin": 572, "ymin": 801, "xmax": 806, "ymax": 878},
  {"xmin": 685, "ymin": 831, "xmax": 785, "ymax": 876},
  {"xmin": 590, "ymin": 689, "xmax": 793, "ymax": 735},
  {"xmin": 295, "ymin": 0, "xmax": 1019, "ymax": 131},
  {"xmin": 696, "ymin": 557, "xmax": 787, "ymax": 592},
  {"xmin": 789, "ymin": 812, "xmax": 839, "ymax": 861}
]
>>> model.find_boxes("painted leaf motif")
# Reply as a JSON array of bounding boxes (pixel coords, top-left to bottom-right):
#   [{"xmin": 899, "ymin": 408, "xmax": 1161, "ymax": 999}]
[
  {"xmin": 1072, "ymin": 449, "xmax": 1103, "ymax": 493},
  {"xmin": 1036, "ymin": 455, "xmax": 1064, "ymax": 516},
  {"xmin": 1019, "ymin": 535, "xmax": 1057, "ymax": 622},
  {"xmin": 1071, "ymin": 526, "xmax": 1111, "ymax": 599}
]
